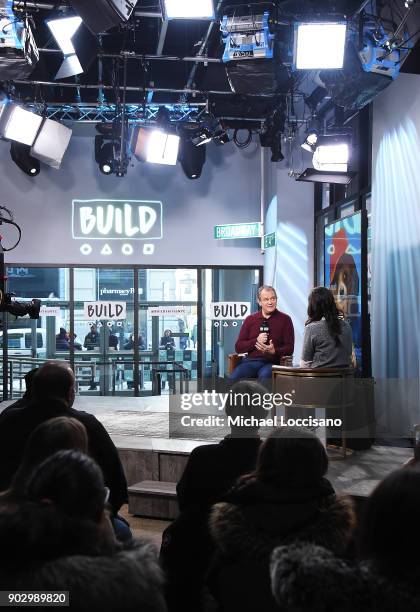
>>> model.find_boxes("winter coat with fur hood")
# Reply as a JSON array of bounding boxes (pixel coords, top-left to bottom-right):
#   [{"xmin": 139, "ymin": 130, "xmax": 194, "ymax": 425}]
[
  {"xmin": 270, "ymin": 541, "xmax": 420, "ymax": 612},
  {"xmin": 208, "ymin": 477, "xmax": 355, "ymax": 612},
  {"xmin": 0, "ymin": 539, "xmax": 167, "ymax": 612}
]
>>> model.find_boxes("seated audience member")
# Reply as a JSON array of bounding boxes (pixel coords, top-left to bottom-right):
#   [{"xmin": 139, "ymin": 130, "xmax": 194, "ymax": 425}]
[
  {"xmin": 4, "ymin": 415, "xmax": 131, "ymax": 542},
  {"xmin": 159, "ymin": 329, "xmax": 175, "ymax": 350},
  {"xmin": 300, "ymin": 286, "xmax": 353, "ymax": 368},
  {"xmin": 0, "ymin": 362, "xmax": 128, "ymax": 518},
  {"xmin": 208, "ymin": 427, "xmax": 355, "ymax": 612},
  {"xmin": 56, "ymin": 328, "xmax": 70, "ymax": 351},
  {"xmin": 230, "ymin": 285, "xmax": 294, "ymax": 381},
  {"xmin": 0, "ymin": 451, "xmax": 166, "ymax": 612},
  {"xmin": 270, "ymin": 467, "xmax": 420, "ymax": 612},
  {"xmin": 8, "ymin": 416, "xmax": 88, "ymax": 497},
  {"xmin": 0, "ymin": 368, "xmax": 38, "ymax": 416},
  {"xmin": 160, "ymin": 381, "xmax": 268, "ymax": 612}
]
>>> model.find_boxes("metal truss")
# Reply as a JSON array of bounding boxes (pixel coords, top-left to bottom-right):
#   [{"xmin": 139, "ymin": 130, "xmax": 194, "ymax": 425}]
[{"xmin": 26, "ymin": 103, "xmax": 206, "ymax": 123}]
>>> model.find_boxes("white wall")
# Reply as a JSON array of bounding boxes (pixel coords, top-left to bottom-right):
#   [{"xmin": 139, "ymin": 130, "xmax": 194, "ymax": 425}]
[
  {"xmin": 0, "ymin": 128, "xmax": 263, "ymax": 267},
  {"xmin": 264, "ymin": 149, "xmax": 314, "ymax": 361},
  {"xmin": 372, "ymin": 73, "xmax": 420, "ymax": 436}
]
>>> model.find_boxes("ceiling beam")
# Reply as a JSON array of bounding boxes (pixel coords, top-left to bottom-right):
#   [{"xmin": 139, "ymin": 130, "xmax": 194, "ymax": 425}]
[{"xmin": 38, "ymin": 48, "xmax": 223, "ymax": 63}]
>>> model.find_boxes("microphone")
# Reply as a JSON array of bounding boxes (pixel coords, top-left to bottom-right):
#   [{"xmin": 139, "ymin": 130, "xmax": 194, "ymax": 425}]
[{"xmin": 259, "ymin": 321, "xmax": 269, "ymax": 344}]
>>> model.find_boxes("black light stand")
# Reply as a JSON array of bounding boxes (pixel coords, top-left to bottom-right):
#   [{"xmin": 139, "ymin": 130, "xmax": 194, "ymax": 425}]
[{"xmin": 0, "ymin": 207, "xmax": 40, "ymax": 400}]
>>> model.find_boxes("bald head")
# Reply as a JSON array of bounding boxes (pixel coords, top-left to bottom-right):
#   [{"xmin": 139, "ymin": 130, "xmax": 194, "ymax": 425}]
[{"xmin": 31, "ymin": 362, "xmax": 76, "ymax": 408}]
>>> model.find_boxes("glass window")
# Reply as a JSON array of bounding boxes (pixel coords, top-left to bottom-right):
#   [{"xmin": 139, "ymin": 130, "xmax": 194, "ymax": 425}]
[{"xmin": 140, "ymin": 269, "xmax": 197, "ymax": 302}]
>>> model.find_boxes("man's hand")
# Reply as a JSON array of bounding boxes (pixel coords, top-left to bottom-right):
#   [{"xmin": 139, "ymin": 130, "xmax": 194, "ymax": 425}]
[
  {"xmin": 256, "ymin": 333, "xmax": 268, "ymax": 345},
  {"xmin": 255, "ymin": 338, "xmax": 275, "ymax": 355}
]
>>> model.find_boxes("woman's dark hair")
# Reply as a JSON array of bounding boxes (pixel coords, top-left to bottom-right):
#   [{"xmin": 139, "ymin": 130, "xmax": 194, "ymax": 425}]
[
  {"xmin": 12, "ymin": 417, "xmax": 89, "ymax": 495},
  {"xmin": 25, "ymin": 450, "xmax": 106, "ymax": 523},
  {"xmin": 306, "ymin": 286, "xmax": 343, "ymax": 345},
  {"xmin": 359, "ymin": 468, "xmax": 420, "ymax": 574},
  {"xmin": 244, "ymin": 427, "xmax": 328, "ymax": 488}
]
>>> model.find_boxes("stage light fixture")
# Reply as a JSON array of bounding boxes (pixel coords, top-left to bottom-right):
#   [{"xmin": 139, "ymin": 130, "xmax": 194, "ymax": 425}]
[
  {"xmin": 294, "ymin": 22, "xmax": 347, "ymax": 69},
  {"xmin": 47, "ymin": 16, "xmax": 82, "ymax": 55},
  {"xmin": 301, "ymin": 130, "xmax": 319, "ymax": 152},
  {"xmin": 191, "ymin": 127, "xmax": 213, "ymax": 147},
  {"xmin": 270, "ymin": 135, "xmax": 284, "ymax": 163},
  {"xmin": 10, "ymin": 141, "xmax": 40, "ymax": 177},
  {"xmin": 70, "ymin": 0, "xmax": 135, "ymax": 35},
  {"xmin": 133, "ymin": 127, "xmax": 180, "ymax": 166},
  {"xmin": 0, "ymin": 3, "xmax": 39, "ymax": 79},
  {"xmin": 163, "ymin": 0, "xmax": 215, "ymax": 19},
  {"xmin": 0, "ymin": 102, "xmax": 43, "ymax": 146},
  {"xmin": 179, "ymin": 139, "xmax": 206, "ymax": 179},
  {"xmin": 213, "ymin": 128, "xmax": 231, "ymax": 146},
  {"xmin": 312, "ymin": 135, "xmax": 350, "ymax": 172},
  {"xmin": 147, "ymin": 130, "xmax": 180, "ymax": 166},
  {"xmin": 46, "ymin": 15, "xmax": 98, "ymax": 79},
  {"xmin": 30, "ymin": 118, "xmax": 73, "ymax": 169},
  {"xmin": 95, "ymin": 136, "xmax": 115, "ymax": 175}
]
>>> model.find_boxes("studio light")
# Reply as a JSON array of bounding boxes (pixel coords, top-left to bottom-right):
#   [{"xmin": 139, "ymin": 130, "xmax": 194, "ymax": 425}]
[
  {"xmin": 30, "ymin": 118, "xmax": 73, "ymax": 169},
  {"xmin": 312, "ymin": 135, "xmax": 350, "ymax": 172},
  {"xmin": 179, "ymin": 139, "xmax": 206, "ymax": 179},
  {"xmin": 301, "ymin": 130, "xmax": 319, "ymax": 152},
  {"xmin": 163, "ymin": 0, "xmax": 215, "ymax": 19},
  {"xmin": 0, "ymin": 3, "xmax": 39, "ymax": 79},
  {"xmin": 294, "ymin": 22, "xmax": 347, "ymax": 70},
  {"xmin": 213, "ymin": 127, "xmax": 231, "ymax": 146},
  {"xmin": 70, "ymin": 0, "xmax": 136, "ymax": 35},
  {"xmin": 191, "ymin": 127, "xmax": 213, "ymax": 147},
  {"xmin": 0, "ymin": 102, "xmax": 43, "ymax": 146},
  {"xmin": 47, "ymin": 16, "xmax": 82, "ymax": 55},
  {"xmin": 10, "ymin": 142, "xmax": 40, "ymax": 177},
  {"xmin": 46, "ymin": 15, "xmax": 98, "ymax": 79},
  {"xmin": 270, "ymin": 135, "xmax": 284, "ymax": 163},
  {"xmin": 147, "ymin": 130, "xmax": 180, "ymax": 165},
  {"xmin": 133, "ymin": 127, "xmax": 180, "ymax": 166},
  {"xmin": 95, "ymin": 137, "xmax": 115, "ymax": 175}
]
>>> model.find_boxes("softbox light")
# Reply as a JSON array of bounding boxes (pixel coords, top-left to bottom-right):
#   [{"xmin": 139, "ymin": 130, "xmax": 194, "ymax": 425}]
[
  {"xmin": 163, "ymin": 0, "xmax": 215, "ymax": 19},
  {"xmin": 31, "ymin": 118, "xmax": 73, "ymax": 169},
  {"xmin": 70, "ymin": 0, "xmax": 136, "ymax": 35},
  {"xmin": 133, "ymin": 127, "xmax": 180, "ymax": 166},
  {"xmin": 0, "ymin": 102, "xmax": 43, "ymax": 146},
  {"xmin": 47, "ymin": 16, "xmax": 98, "ymax": 79},
  {"xmin": 294, "ymin": 22, "xmax": 347, "ymax": 70}
]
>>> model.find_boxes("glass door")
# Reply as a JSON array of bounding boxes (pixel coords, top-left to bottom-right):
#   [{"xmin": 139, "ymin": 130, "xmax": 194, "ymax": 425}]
[{"xmin": 201, "ymin": 268, "xmax": 262, "ymax": 389}]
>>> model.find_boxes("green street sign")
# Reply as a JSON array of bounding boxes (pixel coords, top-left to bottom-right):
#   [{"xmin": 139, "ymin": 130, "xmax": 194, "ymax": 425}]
[
  {"xmin": 264, "ymin": 232, "xmax": 276, "ymax": 249},
  {"xmin": 214, "ymin": 222, "xmax": 261, "ymax": 240}
]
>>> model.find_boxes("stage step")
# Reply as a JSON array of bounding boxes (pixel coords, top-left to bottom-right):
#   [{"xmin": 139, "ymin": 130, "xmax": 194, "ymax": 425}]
[{"xmin": 128, "ymin": 480, "xmax": 179, "ymax": 520}]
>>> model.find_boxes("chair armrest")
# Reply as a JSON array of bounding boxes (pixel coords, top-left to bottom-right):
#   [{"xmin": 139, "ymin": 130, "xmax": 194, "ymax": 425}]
[
  {"xmin": 279, "ymin": 355, "xmax": 293, "ymax": 366},
  {"xmin": 227, "ymin": 353, "xmax": 245, "ymax": 375}
]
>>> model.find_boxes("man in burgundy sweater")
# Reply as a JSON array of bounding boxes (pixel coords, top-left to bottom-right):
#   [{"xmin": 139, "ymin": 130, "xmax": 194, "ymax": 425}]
[{"xmin": 230, "ymin": 285, "xmax": 294, "ymax": 380}]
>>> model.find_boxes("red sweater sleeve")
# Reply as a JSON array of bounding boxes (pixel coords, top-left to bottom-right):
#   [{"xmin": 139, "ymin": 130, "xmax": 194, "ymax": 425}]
[
  {"xmin": 274, "ymin": 315, "xmax": 294, "ymax": 358},
  {"xmin": 235, "ymin": 316, "xmax": 257, "ymax": 354}
]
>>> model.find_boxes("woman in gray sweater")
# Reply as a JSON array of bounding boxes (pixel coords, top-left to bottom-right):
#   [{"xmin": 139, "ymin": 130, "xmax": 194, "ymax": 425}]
[{"xmin": 300, "ymin": 286, "xmax": 352, "ymax": 368}]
